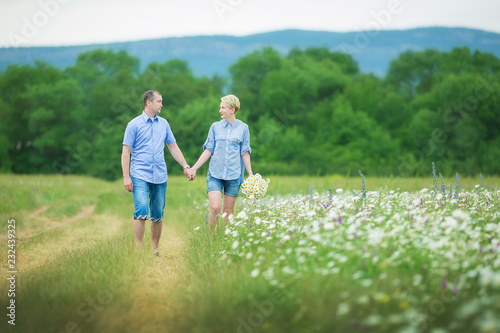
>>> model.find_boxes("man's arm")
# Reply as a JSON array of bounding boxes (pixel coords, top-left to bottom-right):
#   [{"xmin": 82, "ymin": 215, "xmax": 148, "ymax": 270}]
[
  {"xmin": 167, "ymin": 142, "xmax": 191, "ymax": 179},
  {"xmin": 167, "ymin": 142, "xmax": 189, "ymax": 167},
  {"xmin": 122, "ymin": 145, "xmax": 133, "ymax": 192}
]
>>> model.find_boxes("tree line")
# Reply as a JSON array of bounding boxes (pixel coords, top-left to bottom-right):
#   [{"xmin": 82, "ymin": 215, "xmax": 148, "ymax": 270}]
[{"xmin": 0, "ymin": 46, "xmax": 499, "ymax": 180}]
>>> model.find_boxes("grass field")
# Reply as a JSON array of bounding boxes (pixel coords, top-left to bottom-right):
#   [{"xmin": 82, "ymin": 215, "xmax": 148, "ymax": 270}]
[{"xmin": 1, "ymin": 174, "xmax": 499, "ymax": 333}]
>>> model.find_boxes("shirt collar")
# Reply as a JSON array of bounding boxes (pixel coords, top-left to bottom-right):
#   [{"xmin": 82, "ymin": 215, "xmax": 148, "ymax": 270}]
[
  {"xmin": 221, "ymin": 119, "xmax": 239, "ymax": 128},
  {"xmin": 141, "ymin": 110, "xmax": 158, "ymax": 122}
]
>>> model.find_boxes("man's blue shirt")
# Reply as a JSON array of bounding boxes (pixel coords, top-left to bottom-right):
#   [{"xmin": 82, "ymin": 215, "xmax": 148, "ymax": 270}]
[
  {"xmin": 203, "ymin": 119, "xmax": 251, "ymax": 181},
  {"xmin": 123, "ymin": 111, "xmax": 176, "ymax": 184}
]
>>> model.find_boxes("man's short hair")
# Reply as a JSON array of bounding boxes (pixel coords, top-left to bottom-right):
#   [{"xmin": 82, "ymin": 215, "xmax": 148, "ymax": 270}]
[
  {"xmin": 221, "ymin": 94, "xmax": 240, "ymax": 113},
  {"xmin": 143, "ymin": 90, "xmax": 160, "ymax": 106}
]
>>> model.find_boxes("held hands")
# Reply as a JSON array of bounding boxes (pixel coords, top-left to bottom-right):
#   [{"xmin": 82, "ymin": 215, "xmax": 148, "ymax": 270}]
[{"xmin": 184, "ymin": 167, "xmax": 196, "ymax": 181}]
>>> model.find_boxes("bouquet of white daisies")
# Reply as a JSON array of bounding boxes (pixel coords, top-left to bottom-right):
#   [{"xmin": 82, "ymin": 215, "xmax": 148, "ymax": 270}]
[{"xmin": 241, "ymin": 173, "xmax": 270, "ymax": 199}]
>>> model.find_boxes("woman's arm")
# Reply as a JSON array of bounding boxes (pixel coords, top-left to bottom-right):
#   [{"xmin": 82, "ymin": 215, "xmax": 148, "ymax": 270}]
[
  {"xmin": 242, "ymin": 151, "xmax": 253, "ymax": 176},
  {"xmin": 189, "ymin": 149, "xmax": 213, "ymax": 178}
]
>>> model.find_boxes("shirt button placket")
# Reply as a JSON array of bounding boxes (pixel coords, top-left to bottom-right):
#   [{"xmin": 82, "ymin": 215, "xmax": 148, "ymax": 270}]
[
  {"xmin": 151, "ymin": 121, "xmax": 155, "ymax": 183},
  {"xmin": 224, "ymin": 127, "xmax": 231, "ymax": 178}
]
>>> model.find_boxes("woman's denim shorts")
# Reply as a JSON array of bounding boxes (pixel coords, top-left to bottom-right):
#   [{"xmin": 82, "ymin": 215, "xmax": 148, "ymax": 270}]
[{"xmin": 206, "ymin": 173, "xmax": 242, "ymax": 198}]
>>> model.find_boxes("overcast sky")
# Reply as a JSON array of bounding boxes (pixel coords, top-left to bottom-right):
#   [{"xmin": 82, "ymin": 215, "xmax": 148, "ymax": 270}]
[{"xmin": 1, "ymin": 0, "xmax": 500, "ymax": 48}]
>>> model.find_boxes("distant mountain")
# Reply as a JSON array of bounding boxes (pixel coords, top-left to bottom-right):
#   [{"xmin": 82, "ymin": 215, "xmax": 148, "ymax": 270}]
[{"xmin": 1, "ymin": 27, "xmax": 500, "ymax": 77}]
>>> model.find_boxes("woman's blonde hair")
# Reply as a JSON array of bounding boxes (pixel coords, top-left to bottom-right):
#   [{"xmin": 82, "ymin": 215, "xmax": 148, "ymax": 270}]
[{"xmin": 221, "ymin": 94, "xmax": 240, "ymax": 113}]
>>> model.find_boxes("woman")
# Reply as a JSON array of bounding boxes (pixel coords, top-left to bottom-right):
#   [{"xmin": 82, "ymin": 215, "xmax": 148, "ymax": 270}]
[{"xmin": 188, "ymin": 95, "xmax": 253, "ymax": 232}]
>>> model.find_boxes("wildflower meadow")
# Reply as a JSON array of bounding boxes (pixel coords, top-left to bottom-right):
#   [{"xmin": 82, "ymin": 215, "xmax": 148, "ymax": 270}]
[
  {"xmin": 187, "ymin": 169, "xmax": 500, "ymax": 333},
  {"xmin": 2, "ymin": 172, "xmax": 499, "ymax": 333}
]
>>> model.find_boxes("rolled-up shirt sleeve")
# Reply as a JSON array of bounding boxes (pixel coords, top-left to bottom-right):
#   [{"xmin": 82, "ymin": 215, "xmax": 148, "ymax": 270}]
[
  {"xmin": 240, "ymin": 125, "xmax": 251, "ymax": 156},
  {"xmin": 202, "ymin": 124, "xmax": 215, "ymax": 154}
]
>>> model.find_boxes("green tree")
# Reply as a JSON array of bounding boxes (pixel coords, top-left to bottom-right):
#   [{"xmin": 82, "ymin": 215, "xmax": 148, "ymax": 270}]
[
  {"xmin": 305, "ymin": 97, "xmax": 399, "ymax": 175},
  {"xmin": 386, "ymin": 49, "xmax": 442, "ymax": 97},
  {"xmin": 0, "ymin": 62, "xmax": 65, "ymax": 173},
  {"xmin": 22, "ymin": 78, "xmax": 86, "ymax": 174},
  {"xmin": 229, "ymin": 47, "xmax": 283, "ymax": 122},
  {"xmin": 343, "ymin": 74, "xmax": 410, "ymax": 133}
]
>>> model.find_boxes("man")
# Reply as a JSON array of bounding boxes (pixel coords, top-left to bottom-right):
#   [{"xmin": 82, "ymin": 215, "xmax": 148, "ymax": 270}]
[{"xmin": 121, "ymin": 90, "xmax": 193, "ymax": 257}]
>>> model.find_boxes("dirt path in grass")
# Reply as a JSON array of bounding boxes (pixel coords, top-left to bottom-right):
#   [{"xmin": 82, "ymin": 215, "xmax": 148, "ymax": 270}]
[
  {"xmin": 106, "ymin": 222, "xmax": 191, "ymax": 333},
  {"xmin": 19, "ymin": 203, "xmax": 192, "ymax": 332},
  {"xmin": 132, "ymin": 225, "xmax": 189, "ymax": 332},
  {"xmin": 8, "ymin": 204, "xmax": 124, "ymax": 275},
  {"xmin": 45, "ymin": 205, "xmax": 96, "ymax": 229},
  {"xmin": 19, "ymin": 204, "xmax": 96, "ymax": 239},
  {"xmin": 27, "ymin": 205, "xmax": 49, "ymax": 218},
  {"xmin": 1, "ymin": 204, "xmax": 96, "ymax": 243}
]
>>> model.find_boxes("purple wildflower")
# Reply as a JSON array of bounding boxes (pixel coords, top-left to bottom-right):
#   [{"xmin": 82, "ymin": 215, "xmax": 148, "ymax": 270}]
[
  {"xmin": 442, "ymin": 275, "xmax": 448, "ymax": 289},
  {"xmin": 338, "ymin": 215, "xmax": 342, "ymax": 224}
]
